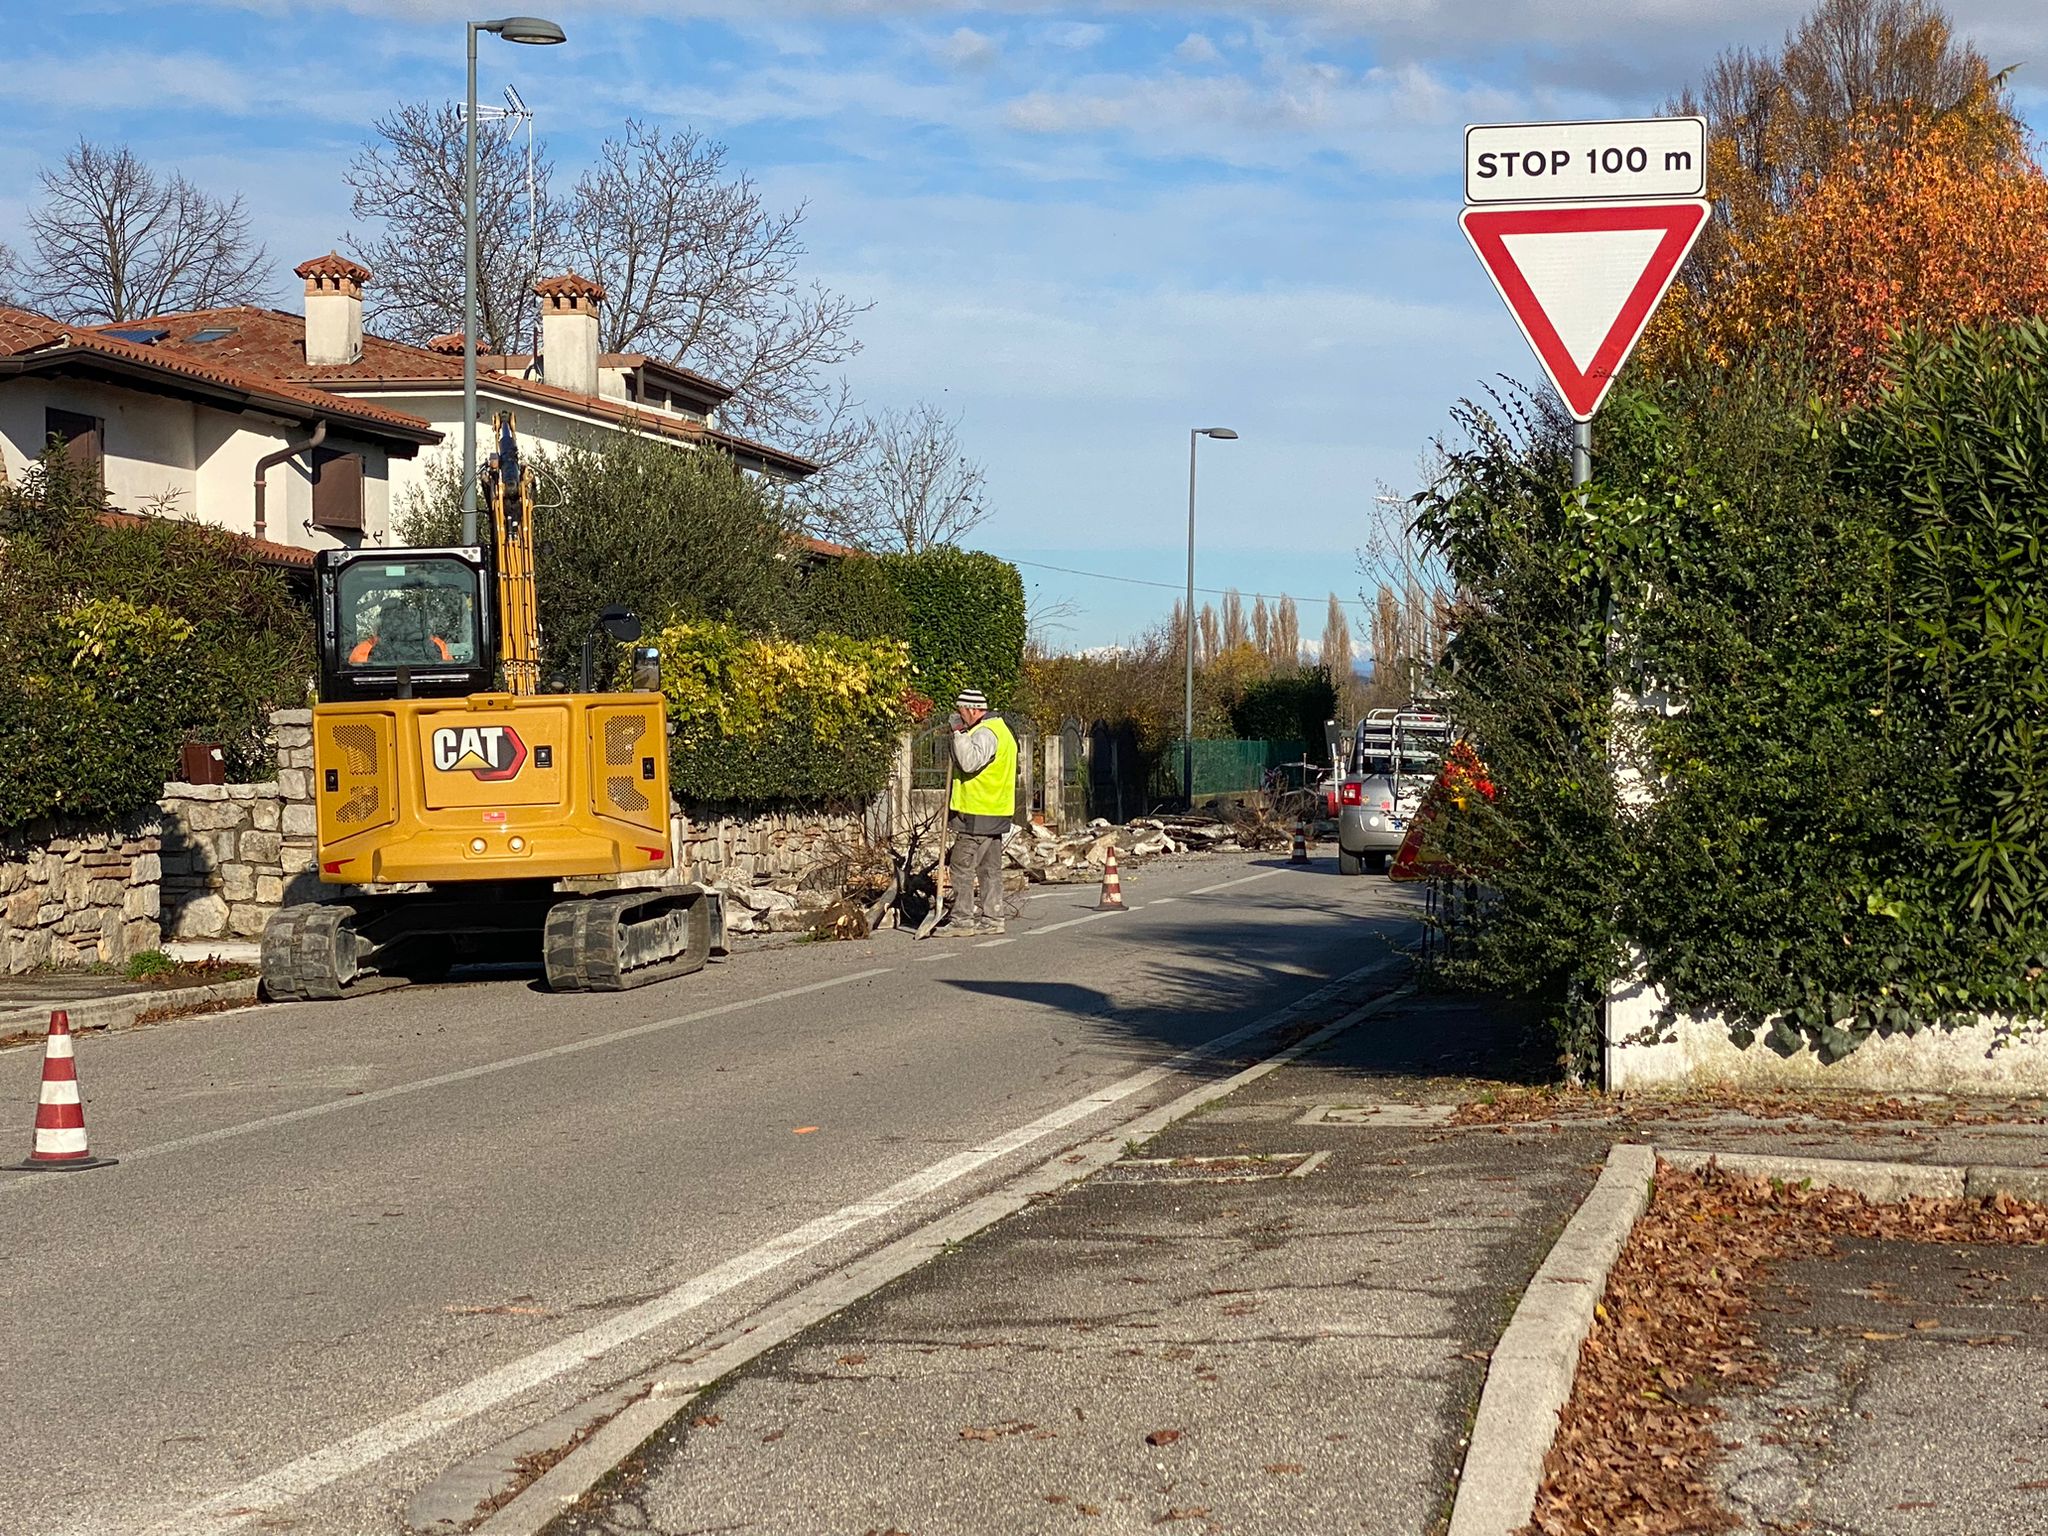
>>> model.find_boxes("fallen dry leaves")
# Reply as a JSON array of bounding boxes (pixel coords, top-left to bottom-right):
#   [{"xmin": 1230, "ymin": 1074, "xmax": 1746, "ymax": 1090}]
[{"xmin": 1527, "ymin": 1160, "xmax": 2048, "ymax": 1535}]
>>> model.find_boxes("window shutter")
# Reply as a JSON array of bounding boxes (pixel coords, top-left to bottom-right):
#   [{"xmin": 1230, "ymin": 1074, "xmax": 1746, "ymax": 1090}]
[
  {"xmin": 311, "ymin": 446, "xmax": 365, "ymax": 531},
  {"xmin": 45, "ymin": 408, "xmax": 104, "ymax": 488}
]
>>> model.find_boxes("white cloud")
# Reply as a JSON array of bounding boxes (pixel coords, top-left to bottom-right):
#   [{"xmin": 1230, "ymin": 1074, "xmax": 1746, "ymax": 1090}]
[
  {"xmin": 1173, "ymin": 32, "xmax": 1222, "ymax": 68},
  {"xmin": 933, "ymin": 25, "xmax": 999, "ymax": 70},
  {"xmin": 1046, "ymin": 21, "xmax": 1107, "ymax": 50},
  {"xmin": 0, "ymin": 48, "xmax": 391, "ymax": 125}
]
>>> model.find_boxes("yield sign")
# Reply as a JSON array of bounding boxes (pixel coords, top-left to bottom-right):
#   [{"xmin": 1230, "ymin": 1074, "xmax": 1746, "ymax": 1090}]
[{"xmin": 1460, "ymin": 199, "xmax": 1710, "ymax": 420}]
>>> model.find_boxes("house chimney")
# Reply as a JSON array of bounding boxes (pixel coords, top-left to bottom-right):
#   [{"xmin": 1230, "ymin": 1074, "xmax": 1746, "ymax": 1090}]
[
  {"xmin": 536, "ymin": 273, "xmax": 604, "ymax": 398},
  {"xmin": 296, "ymin": 253, "xmax": 370, "ymax": 366}
]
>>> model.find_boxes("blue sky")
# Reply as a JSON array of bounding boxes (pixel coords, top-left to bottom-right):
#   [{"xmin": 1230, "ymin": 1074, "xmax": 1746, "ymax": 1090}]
[{"xmin": 2, "ymin": 1, "xmax": 2041, "ymax": 650}]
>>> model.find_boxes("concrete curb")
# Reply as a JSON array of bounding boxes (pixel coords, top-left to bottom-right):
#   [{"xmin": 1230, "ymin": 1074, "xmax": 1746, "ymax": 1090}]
[
  {"xmin": 1448, "ymin": 1141, "xmax": 1655, "ymax": 1536},
  {"xmin": 465, "ymin": 972, "xmax": 1415, "ymax": 1536},
  {"xmin": 1657, "ymin": 1148, "xmax": 2048, "ymax": 1205},
  {"xmin": 0, "ymin": 977, "xmax": 260, "ymax": 1044}
]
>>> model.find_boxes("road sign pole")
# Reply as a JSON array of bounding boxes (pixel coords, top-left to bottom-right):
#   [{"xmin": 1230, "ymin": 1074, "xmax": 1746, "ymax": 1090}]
[{"xmin": 1572, "ymin": 419, "xmax": 1591, "ymax": 491}]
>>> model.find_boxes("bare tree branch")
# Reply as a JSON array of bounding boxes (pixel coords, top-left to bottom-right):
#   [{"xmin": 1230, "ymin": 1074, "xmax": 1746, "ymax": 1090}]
[
  {"xmin": 345, "ymin": 102, "xmax": 559, "ymax": 355},
  {"xmin": 806, "ymin": 401, "xmax": 990, "ymax": 553},
  {"xmin": 564, "ymin": 120, "xmax": 869, "ymax": 448},
  {"xmin": 19, "ymin": 140, "xmax": 269, "ymax": 322}
]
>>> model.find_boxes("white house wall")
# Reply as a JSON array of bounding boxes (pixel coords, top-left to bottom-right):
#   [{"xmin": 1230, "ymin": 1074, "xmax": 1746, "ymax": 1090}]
[
  {"xmin": 0, "ymin": 377, "xmax": 198, "ymax": 511},
  {"xmin": 374, "ymin": 388, "xmax": 696, "ymax": 528},
  {"xmin": 0, "ymin": 374, "xmax": 394, "ymax": 551},
  {"xmin": 192, "ymin": 415, "xmax": 395, "ymax": 549}
]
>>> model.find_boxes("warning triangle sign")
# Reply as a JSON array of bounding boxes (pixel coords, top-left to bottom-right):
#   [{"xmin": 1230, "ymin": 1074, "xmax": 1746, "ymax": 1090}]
[{"xmin": 1460, "ymin": 199, "xmax": 1710, "ymax": 421}]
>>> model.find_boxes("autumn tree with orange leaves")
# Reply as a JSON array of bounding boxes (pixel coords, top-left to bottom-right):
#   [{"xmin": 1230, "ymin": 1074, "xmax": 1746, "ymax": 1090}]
[{"xmin": 1644, "ymin": 0, "xmax": 2048, "ymax": 399}]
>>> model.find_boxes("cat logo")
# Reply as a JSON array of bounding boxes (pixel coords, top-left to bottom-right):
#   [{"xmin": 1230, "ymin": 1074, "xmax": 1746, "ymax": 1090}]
[{"xmin": 430, "ymin": 724, "xmax": 528, "ymax": 781}]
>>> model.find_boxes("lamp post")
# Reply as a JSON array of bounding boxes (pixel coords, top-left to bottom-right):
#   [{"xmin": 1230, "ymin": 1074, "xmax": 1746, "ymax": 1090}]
[
  {"xmin": 463, "ymin": 16, "xmax": 566, "ymax": 547},
  {"xmin": 1183, "ymin": 426, "xmax": 1238, "ymax": 807}
]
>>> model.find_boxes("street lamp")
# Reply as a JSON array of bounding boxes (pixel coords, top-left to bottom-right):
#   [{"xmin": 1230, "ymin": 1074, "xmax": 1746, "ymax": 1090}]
[
  {"xmin": 1183, "ymin": 426, "xmax": 1238, "ymax": 808},
  {"xmin": 463, "ymin": 16, "xmax": 566, "ymax": 547}
]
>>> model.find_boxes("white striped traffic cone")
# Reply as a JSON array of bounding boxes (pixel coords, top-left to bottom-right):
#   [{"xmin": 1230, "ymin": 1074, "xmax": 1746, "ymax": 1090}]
[
  {"xmin": 1096, "ymin": 846, "xmax": 1127, "ymax": 910},
  {"xmin": 1290, "ymin": 821, "xmax": 1309, "ymax": 864},
  {"xmin": 12, "ymin": 1011, "xmax": 116, "ymax": 1173}
]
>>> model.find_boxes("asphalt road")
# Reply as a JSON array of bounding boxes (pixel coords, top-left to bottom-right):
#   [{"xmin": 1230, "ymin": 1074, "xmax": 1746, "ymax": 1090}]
[{"xmin": 0, "ymin": 850, "xmax": 1419, "ymax": 1536}]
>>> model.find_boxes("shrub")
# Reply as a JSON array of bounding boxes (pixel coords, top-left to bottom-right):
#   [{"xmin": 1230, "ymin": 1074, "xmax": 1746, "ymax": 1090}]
[
  {"xmin": 1228, "ymin": 666, "xmax": 1337, "ymax": 743},
  {"xmin": 0, "ymin": 452, "xmax": 313, "ymax": 829},
  {"xmin": 1419, "ymin": 329, "xmax": 2048, "ymax": 1072},
  {"xmin": 878, "ymin": 547, "xmax": 1025, "ymax": 710},
  {"xmin": 798, "ymin": 553, "xmax": 907, "ymax": 642},
  {"xmin": 652, "ymin": 619, "xmax": 913, "ymax": 806}
]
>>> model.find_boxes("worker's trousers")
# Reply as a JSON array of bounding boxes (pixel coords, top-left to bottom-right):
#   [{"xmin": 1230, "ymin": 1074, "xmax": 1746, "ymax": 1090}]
[{"xmin": 948, "ymin": 819, "xmax": 1009, "ymax": 922}]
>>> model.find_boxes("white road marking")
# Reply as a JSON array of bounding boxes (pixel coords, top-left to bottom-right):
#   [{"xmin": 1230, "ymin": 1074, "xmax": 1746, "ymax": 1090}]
[
  {"xmin": 973, "ymin": 937, "xmax": 1015, "ymax": 948},
  {"xmin": 148, "ymin": 962, "xmax": 1396, "ymax": 1536},
  {"xmin": 1147, "ymin": 897, "xmax": 1178, "ymax": 905},
  {"xmin": 1185, "ymin": 870, "xmax": 1284, "ymax": 897},
  {"xmin": 1016, "ymin": 909, "xmax": 1122, "ymax": 937},
  {"xmin": 1, "ymin": 970, "xmax": 894, "ymax": 1197}
]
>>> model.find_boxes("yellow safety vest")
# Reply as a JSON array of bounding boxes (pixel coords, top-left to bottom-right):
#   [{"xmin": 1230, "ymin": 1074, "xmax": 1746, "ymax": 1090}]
[{"xmin": 951, "ymin": 716, "xmax": 1018, "ymax": 819}]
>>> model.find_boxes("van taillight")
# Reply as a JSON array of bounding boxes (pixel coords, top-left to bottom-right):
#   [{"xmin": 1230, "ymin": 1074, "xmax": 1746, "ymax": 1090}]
[{"xmin": 1340, "ymin": 781, "xmax": 1363, "ymax": 806}]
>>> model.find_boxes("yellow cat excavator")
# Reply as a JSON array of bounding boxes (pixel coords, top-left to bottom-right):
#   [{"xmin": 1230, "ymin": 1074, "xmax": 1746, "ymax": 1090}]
[{"xmin": 260, "ymin": 415, "xmax": 724, "ymax": 999}]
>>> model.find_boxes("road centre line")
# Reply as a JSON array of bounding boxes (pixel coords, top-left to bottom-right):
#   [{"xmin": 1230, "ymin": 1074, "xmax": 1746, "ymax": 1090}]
[
  {"xmin": 1027, "ymin": 908, "xmax": 1130, "ymax": 937},
  {"xmin": 149, "ymin": 959, "xmax": 1400, "ymax": 1536},
  {"xmin": 1, "ymin": 969, "xmax": 894, "ymax": 1199},
  {"xmin": 1185, "ymin": 870, "xmax": 1284, "ymax": 897}
]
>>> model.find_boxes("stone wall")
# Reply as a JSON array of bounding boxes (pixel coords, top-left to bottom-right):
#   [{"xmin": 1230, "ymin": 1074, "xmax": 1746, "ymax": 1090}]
[
  {"xmin": 159, "ymin": 710, "xmax": 320, "ymax": 944},
  {"xmin": 5, "ymin": 709, "xmax": 916, "ymax": 963},
  {"xmin": 672, "ymin": 805, "xmax": 876, "ymax": 933},
  {"xmin": 0, "ymin": 816, "xmax": 161, "ymax": 973}
]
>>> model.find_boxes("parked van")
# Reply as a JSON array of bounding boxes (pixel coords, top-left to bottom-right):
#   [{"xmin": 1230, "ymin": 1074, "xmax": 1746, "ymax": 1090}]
[{"xmin": 1333, "ymin": 707, "xmax": 1451, "ymax": 874}]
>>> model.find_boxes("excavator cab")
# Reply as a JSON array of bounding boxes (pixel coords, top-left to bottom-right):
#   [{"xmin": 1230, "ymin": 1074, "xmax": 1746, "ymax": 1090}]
[
  {"xmin": 261, "ymin": 414, "xmax": 725, "ymax": 1002},
  {"xmin": 316, "ymin": 547, "xmax": 494, "ymax": 702}
]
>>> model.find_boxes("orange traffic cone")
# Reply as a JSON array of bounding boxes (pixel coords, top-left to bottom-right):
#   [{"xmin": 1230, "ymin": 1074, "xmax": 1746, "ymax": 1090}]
[
  {"xmin": 1290, "ymin": 821, "xmax": 1309, "ymax": 864},
  {"xmin": 1096, "ymin": 845, "xmax": 1127, "ymax": 910},
  {"xmin": 12, "ymin": 1012, "xmax": 116, "ymax": 1173}
]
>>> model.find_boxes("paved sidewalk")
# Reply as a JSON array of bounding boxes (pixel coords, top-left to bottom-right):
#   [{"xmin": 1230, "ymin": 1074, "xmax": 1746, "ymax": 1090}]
[
  {"xmin": 1712, "ymin": 1235, "xmax": 2048, "ymax": 1536},
  {"xmin": 557, "ymin": 993, "xmax": 1610, "ymax": 1535},
  {"xmin": 535, "ymin": 992, "xmax": 2048, "ymax": 1536}
]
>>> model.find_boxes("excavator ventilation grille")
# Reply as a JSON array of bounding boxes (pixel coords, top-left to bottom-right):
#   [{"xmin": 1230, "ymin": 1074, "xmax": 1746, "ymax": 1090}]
[
  {"xmin": 331, "ymin": 723, "xmax": 382, "ymax": 825},
  {"xmin": 604, "ymin": 715, "xmax": 649, "ymax": 813}
]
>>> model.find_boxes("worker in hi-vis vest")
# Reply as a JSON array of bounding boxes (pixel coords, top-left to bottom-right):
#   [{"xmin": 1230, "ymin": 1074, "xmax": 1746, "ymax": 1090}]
[{"xmin": 946, "ymin": 687, "xmax": 1017, "ymax": 934}]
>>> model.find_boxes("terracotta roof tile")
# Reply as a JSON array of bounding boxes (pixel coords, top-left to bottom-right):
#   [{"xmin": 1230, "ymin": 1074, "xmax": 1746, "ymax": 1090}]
[
  {"xmin": 0, "ymin": 305, "xmax": 438, "ymax": 443},
  {"xmin": 98, "ymin": 509, "xmax": 315, "ymax": 567},
  {"xmin": 100, "ymin": 306, "xmax": 817, "ymax": 477},
  {"xmin": 294, "ymin": 252, "xmax": 371, "ymax": 288},
  {"xmin": 535, "ymin": 272, "xmax": 605, "ymax": 304}
]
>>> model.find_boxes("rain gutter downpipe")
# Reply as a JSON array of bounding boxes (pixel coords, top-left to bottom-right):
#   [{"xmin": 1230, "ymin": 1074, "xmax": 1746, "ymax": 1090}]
[{"xmin": 254, "ymin": 420, "xmax": 327, "ymax": 544}]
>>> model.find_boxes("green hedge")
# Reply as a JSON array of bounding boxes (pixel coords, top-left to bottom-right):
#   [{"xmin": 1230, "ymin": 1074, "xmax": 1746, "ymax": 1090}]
[
  {"xmin": 1, "ymin": 453, "xmax": 312, "ymax": 830},
  {"xmin": 652, "ymin": 619, "xmax": 912, "ymax": 807},
  {"xmin": 1417, "ymin": 325, "xmax": 2048, "ymax": 1071},
  {"xmin": 878, "ymin": 547, "xmax": 1024, "ymax": 711},
  {"xmin": 1228, "ymin": 666, "xmax": 1337, "ymax": 744}
]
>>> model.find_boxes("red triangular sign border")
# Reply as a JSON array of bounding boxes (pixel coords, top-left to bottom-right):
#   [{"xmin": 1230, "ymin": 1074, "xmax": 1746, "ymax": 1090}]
[{"xmin": 1460, "ymin": 199, "xmax": 1711, "ymax": 421}]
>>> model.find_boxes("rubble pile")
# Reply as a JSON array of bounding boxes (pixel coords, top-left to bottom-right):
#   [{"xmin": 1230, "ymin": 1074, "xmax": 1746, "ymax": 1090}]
[{"xmin": 1004, "ymin": 816, "xmax": 1245, "ymax": 884}]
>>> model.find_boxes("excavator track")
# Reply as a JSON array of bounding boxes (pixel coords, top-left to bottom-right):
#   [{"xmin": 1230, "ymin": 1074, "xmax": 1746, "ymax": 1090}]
[
  {"xmin": 260, "ymin": 902, "xmax": 367, "ymax": 1002},
  {"xmin": 261, "ymin": 885, "xmax": 719, "ymax": 999},
  {"xmin": 543, "ymin": 887, "xmax": 715, "ymax": 992}
]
